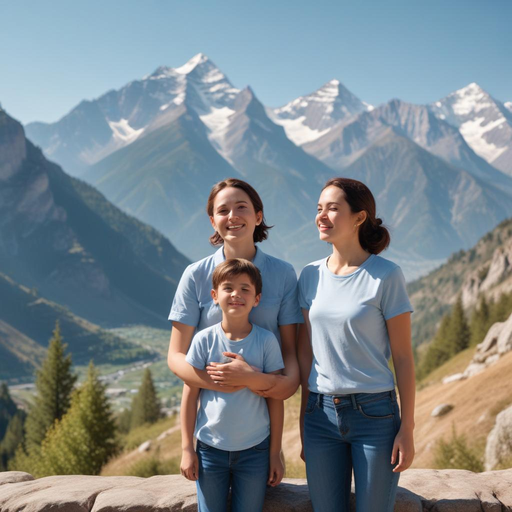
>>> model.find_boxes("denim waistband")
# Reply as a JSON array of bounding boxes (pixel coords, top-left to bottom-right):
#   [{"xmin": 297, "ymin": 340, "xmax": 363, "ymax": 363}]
[{"xmin": 309, "ymin": 389, "xmax": 397, "ymax": 410}]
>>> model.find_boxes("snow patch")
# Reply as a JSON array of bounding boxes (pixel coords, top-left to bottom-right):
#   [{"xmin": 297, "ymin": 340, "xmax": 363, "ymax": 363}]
[
  {"xmin": 273, "ymin": 116, "xmax": 330, "ymax": 145},
  {"xmin": 175, "ymin": 53, "xmax": 209, "ymax": 75},
  {"xmin": 505, "ymin": 102, "xmax": 512, "ymax": 114},
  {"xmin": 200, "ymin": 106, "xmax": 235, "ymax": 158},
  {"xmin": 459, "ymin": 116, "xmax": 508, "ymax": 163},
  {"xmin": 108, "ymin": 119, "xmax": 145, "ymax": 144}
]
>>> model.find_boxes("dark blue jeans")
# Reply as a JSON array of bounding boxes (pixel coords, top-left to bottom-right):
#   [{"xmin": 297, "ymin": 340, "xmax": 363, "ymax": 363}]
[
  {"xmin": 196, "ymin": 436, "xmax": 270, "ymax": 512},
  {"xmin": 304, "ymin": 389, "xmax": 401, "ymax": 512}
]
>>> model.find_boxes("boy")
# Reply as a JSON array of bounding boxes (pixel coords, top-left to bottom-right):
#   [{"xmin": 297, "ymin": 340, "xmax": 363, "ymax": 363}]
[{"xmin": 180, "ymin": 258, "xmax": 285, "ymax": 512}]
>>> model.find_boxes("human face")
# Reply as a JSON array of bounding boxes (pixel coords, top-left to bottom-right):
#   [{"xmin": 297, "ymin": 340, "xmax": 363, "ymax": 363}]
[
  {"xmin": 316, "ymin": 186, "xmax": 365, "ymax": 243},
  {"xmin": 211, "ymin": 274, "xmax": 261, "ymax": 319},
  {"xmin": 210, "ymin": 187, "xmax": 263, "ymax": 245}
]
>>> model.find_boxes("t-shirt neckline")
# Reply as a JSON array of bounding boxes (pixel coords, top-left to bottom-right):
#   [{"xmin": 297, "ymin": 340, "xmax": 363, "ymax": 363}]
[
  {"xmin": 216, "ymin": 322, "xmax": 255, "ymax": 345},
  {"xmin": 323, "ymin": 253, "xmax": 375, "ymax": 279}
]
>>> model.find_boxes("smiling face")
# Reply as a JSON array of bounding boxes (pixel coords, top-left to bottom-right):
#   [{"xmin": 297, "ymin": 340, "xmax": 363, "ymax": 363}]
[
  {"xmin": 211, "ymin": 273, "xmax": 261, "ymax": 319},
  {"xmin": 209, "ymin": 187, "xmax": 263, "ymax": 246},
  {"xmin": 316, "ymin": 185, "xmax": 366, "ymax": 245}
]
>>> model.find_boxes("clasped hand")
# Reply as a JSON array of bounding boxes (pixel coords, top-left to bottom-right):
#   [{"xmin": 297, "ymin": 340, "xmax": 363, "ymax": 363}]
[{"xmin": 206, "ymin": 352, "xmax": 253, "ymax": 387}]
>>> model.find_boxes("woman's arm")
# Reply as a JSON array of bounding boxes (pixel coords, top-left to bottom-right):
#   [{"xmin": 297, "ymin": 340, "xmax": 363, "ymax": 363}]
[
  {"xmin": 180, "ymin": 385, "xmax": 200, "ymax": 480},
  {"xmin": 205, "ymin": 324, "xmax": 300, "ymax": 400},
  {"xmin": 167, "ymin": 322, "xmax": 243, "ymax": 392},
  {"xmin": 388, "ymin": 312, "xmax": 416, "ymax": 473},
  {"xmin": 266, "ymin": 391, "xmax": 284, "ymax": 487},
  {"xmin": 297, "ymin": 309, "xmax": 312, "ymax": 461}
]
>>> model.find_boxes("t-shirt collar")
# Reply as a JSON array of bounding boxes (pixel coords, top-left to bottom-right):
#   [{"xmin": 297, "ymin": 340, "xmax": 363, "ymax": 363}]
[{"xmin": 214, "ymin": 245, "xmax": 266, "ymax": 270}]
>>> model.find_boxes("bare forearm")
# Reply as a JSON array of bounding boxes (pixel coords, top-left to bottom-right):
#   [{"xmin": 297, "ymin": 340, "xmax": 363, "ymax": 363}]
[
  {"xmin": 266, "ymin": 398, "xmax": 284, "ymax": 454},
  {"xmin": 394, "ymin": 357, "xmax": 416, "ymax": 430},
  {"xmin": 169, "ymin": 353, "xmax": 222, "ymax": 390},
  {"xmin": 181, "ymin": 385, "xmax": 200, "ymax": 449}
]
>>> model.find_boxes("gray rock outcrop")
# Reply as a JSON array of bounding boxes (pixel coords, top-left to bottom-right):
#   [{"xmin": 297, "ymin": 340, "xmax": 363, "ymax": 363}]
[
  {"xmin": 486, "ymin": 405, "xmax": 512, "ymax": 471},
  {"xmin": 1, "ymin": 470, "xmax": 512, "ymax": 511},
  {"xmin": 443, "ymin": 312, "xmax": 512, "ymax": 383}
]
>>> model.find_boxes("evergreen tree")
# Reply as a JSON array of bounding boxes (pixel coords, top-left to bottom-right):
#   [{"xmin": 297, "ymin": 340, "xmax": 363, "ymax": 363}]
[
  {"xmin": 470, "ymin": 295, "xmax": 491, "ymax": 347},
  {"xmin": 1, "ymin": 411, "xmax": 26, "ymax": 470},
  {"xmin": 0, "ymin": 382, "xmax": 18, "ymax": 440},
  {"xmin": 446, "ymin": 295, "xmax": 470, "ymax": 355},
  {"xmin": 417, "ymin": 313, "xmax": 453, "ymax": 380},
  {"xmin": 23, "ymin": 322, "xmax": 77, "ymax": 453},
  {"xmin": 36, "ymin": 361, "xmax": 119, "ymax": 476},
  {"xmin": 130, "ymin": 368, "xmax": 162, "ymax": 430}
]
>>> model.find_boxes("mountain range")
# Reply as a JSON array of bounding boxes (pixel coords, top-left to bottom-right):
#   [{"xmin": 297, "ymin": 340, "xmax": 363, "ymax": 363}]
[{"xmin": 23, "ymin": 54, "xmax": 512, "ymax": 278}]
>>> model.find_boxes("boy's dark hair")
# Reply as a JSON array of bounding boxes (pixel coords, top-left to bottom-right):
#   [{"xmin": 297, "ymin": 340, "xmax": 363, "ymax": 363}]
[{"xmin": 212, "ymin": 258, "xmax": 262, "ymax": 296}]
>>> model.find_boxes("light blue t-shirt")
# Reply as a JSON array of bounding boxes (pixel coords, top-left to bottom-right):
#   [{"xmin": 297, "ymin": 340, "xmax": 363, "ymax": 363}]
[
  {"xmin": 186, "ymin": 323, "xmax": 284, "ymax": 451},
  {"xmin": 169, "ymin": 246, "xmax": 303, "ymax": 342},
  {"xmin": 298, "ymin": 254, "xmax": 413, "ymax": 395}
]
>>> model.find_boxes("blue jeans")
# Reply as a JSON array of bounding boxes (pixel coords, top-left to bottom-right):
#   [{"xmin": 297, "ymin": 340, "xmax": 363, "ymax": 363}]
[
  {"xmin": 304, "ymin": 389, "xmax": 401, "ymax": 512},
  {"xmin": 196, "ymin": 436, "xmax": 270, "ymax": 512}
]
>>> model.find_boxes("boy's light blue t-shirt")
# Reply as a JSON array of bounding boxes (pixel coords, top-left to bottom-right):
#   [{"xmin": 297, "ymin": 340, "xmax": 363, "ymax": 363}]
[
  {"xmin": 168, "ymin": 246, "xmax": 303, "ymax": 343},
  {"xmin": 186, "ymin": 323, "xmax": 284, "ymax": 451},
  {"xmin": 298, "ymin": 254, "xmax": 413, "ymax": 395}
]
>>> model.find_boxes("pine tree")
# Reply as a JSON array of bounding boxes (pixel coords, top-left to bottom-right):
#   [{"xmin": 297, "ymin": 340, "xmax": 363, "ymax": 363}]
[
  {"xmin": 23, "ymin": 321, "xmax": 77, "ymax": 453},
  {"xmin": 418, "ymin": 313, "xmax": 453, "ymax": 379},
  {"xmin": 446, "ymin": 295, "xmax": 470, "ymax": 355},
  {"xmin": 0, "ymin": 382, "xmax": 18, "ymax": 440},
  {"xmin": 36, "ymin": 361, "xmax": 119, "ymax": 476},
  {"xmin": 130, "ymin": 368, "xmax": 162, "ymax": 430},
  {"xmin": 1, "ymin": 411, "xmax": 26, "ymax": 470},
  {"xmin": 470, "ymin": 295, "xmax": 491, "ymax": 347}
]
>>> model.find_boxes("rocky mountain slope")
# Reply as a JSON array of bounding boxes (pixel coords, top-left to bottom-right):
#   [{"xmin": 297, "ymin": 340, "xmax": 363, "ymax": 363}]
[{"xmin": 0, "ymin": 107, "xmax": 189, "ymax": 329}]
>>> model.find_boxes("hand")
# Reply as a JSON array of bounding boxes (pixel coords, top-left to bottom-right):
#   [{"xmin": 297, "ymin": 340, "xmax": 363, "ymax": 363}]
[
  {"xmin": 180, "ymin": 448, "xmax": 199, "ymax": 481},
  {"xmin": 391, "ymin": 426, "xmax": 415, "ymax": 472},
  {"xmin": 268, "ymin": 452, "xmax": 284, "ymax": 487},
  {"xmin": 206, "ymin": 352, "xmax": 254, "ymax": 387}
]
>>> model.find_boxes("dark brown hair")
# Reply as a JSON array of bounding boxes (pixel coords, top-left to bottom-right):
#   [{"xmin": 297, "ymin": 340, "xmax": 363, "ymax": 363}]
[
  {"xmin": 323, "ymin": 177, "xmax": 390, "ymax": 254},
  {"xmin": 212, "ymin": 258, "xmax": 263, "ymax": 296},
  {"xmin": 207, "ymin": 178, "xmax": 272, "ymax": 246}
]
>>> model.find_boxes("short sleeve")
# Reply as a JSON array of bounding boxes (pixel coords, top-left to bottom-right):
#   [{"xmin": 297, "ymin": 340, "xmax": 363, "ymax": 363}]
[
  {"xmin": 263, "ymin": 333, "xmax": 285, "ymax": 374},
  {"xmin": 298, "ymin": 267, "xmax": 311, "ymax": 310},
  {"xmin": 185, "ymin": 333, "xmax": 208, "ymax": 370},
  {"xmin": 381, "ymin": 266, "xmax": 414, "ymax": 321},
  {"xmin": 278, "ymin": 264, "xmax": 304, "ymax": 325},
  {"xmin": 168, "ymin": 264, "xmax": 200, "ymax": 326}
]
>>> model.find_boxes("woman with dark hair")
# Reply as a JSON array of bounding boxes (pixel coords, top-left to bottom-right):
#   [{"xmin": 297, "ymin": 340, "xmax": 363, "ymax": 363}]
[
  {"xmin": 298, "ymin": 178, "xmax": 416, "ymax": 512},
  {"xmin": 167, "ymin": 178, "xmax": 302, "ymax": 497}
]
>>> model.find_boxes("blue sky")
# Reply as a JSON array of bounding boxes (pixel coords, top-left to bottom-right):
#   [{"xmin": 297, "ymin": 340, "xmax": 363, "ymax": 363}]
[{"xmin": 1, "ymin": 0, "xmax": 510, "ymax": 125}]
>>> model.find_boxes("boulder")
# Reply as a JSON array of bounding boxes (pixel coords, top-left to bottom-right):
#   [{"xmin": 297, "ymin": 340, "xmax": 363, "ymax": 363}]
[
  {"xmin": 0, "ymin": 470, "xmax": 511, "ymax": 511},
  {"xmin": 485, "ymin": 404, "xmax": 512, "ymax": 471},
  {"xmin": 431, "ymin": 404, "xmax": 454, "ymax": 417}
]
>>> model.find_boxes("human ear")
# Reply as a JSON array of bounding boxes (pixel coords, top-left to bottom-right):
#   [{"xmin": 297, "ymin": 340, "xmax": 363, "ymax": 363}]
[
  {"xmin": 255, "ymin": 211, "xmax": 263, "ymax": 226},
  {"xmin": 253, "ymin": 293, "xmax": 261, "ymax": 307},
  {"xmin": 211, "ymin": 289, "xmax": 218, "ymax": 304},
  {"xmin": 209, "ymin": 216, "xmax": 217, "ymax": 231}
]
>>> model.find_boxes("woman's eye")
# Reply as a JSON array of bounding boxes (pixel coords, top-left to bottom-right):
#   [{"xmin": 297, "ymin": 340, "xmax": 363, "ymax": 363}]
[{"xmin": 329, "ymin": 208, "xmax": 337, "ymax": 211}]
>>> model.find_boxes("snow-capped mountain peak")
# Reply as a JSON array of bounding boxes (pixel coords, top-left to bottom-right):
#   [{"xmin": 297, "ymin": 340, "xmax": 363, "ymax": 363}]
[
  {"xmin": 504, "ymin": 102, "xmax": 512, "ymax": 114},
  {"xmin": 175, "ymin": 53, "xmax": 210, "ymax": 74},
  {"xmin": 430, "ymin": 83, "xmax": 512, "ymax": 173},
  {"xmin": 270, "ymin": 79, "xmax": 371, "ymax": 146}
]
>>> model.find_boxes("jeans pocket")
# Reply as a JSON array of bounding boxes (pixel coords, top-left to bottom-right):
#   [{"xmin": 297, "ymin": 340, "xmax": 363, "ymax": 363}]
[
  {"xmin": 253, "ymin": 436, "xmax": 270, "ymax": 451},
  {"xmin": 357, "ymin": 397, "xmax": 394, "ymax": 419},
  {"xmin": 197, "ymin": 440, "xmax": 212, "ymax": 451},
  {"xmin": 305, "ymin": 393, "xmax": 317, "ymax": 415}
]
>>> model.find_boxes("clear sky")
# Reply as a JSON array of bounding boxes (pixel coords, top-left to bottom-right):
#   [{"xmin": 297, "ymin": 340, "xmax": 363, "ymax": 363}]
[{"xmin": 1, "ymin": 0, "xmax": 510, "ymax": 125}]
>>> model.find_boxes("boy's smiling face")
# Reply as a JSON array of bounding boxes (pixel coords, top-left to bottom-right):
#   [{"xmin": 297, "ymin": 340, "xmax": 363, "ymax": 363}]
[{"xmin": 211, "ymin": 273, "xmax": 261, "ymax": 318}]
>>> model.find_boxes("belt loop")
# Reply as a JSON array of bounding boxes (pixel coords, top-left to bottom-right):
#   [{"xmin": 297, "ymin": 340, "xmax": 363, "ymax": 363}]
[
  {"xmin": 350, "ymin": 394, "xmax": 357, "ymax": 410},
  {"xmin": 316, "ymin": 393, "xmax": 323, "ymax": 408}
]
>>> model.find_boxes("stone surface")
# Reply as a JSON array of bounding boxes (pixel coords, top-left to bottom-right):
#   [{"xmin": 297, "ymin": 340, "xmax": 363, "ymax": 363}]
[
  {"xmin": 138, "ymin": 440, "xmax": 152, "ymax": 453},
  {"xmin": 486, "ymin": 405, "xmax": 512, "ymax": 471},
  {"xmin": 444, "ymin": 312, "xmax": 512, "ymax": 382},
  {"xmin": 0, "ymin": 470, "xmax": 511, "ymax": 511},
  {"xmin": 431, "ymin": 404, "xmax": 454, "ymax": 417}
]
